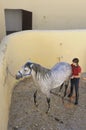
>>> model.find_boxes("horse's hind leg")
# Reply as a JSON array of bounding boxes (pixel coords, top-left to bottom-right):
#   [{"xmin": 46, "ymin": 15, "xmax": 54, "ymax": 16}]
[
  {"xmin": 33, "ymin": 90, "xmax": 38, "ymax": 107},
  {"xmin": 64, "ymin": 85, "xmax": 68, "ymax": 97},
  {"xmin": 64, "ymin": 80, "xmax": 69, "ymax": 97},
  {"xmin": 46, "ymin": 97, "xmax": 50, "ymax": 114},
  {"xmin": 62, "ymin": 80, "xmax": 69, "ymax": 103},
  {"xmin": 59, "ymin": 83, "xmax": 64, "ymax": 92},
  {"xmin": 58, "ymin": 83, "xmax": 64, "ymax": 96}
]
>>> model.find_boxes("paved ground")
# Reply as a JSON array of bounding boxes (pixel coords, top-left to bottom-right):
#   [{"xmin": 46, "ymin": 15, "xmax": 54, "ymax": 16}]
[{"xmin": 8, "ymin": 75, "xmax": 86, "ymax": 130}]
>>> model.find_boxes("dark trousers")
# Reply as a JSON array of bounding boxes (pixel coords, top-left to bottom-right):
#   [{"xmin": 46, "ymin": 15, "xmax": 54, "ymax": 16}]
[{"xmin": 70, "ymin": 78, "xmax": 80, "ymax": 103}]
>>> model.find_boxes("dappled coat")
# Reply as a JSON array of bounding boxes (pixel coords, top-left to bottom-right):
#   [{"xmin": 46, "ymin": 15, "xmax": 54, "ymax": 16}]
[{"xmin": 30, "ymin": 62, "xmax": 72, "ymax": 97}]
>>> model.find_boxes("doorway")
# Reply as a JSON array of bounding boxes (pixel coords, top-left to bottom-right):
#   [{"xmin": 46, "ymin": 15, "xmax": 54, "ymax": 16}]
[{"xmin": 5, "ymin": 9, "xmax": 32, "ymax": 35}]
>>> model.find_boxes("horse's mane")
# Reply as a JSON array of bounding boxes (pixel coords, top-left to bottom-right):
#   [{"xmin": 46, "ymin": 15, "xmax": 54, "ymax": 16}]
[{"xmin": 32, "ymin": 63, "xmax": 51, "ymax": 77}]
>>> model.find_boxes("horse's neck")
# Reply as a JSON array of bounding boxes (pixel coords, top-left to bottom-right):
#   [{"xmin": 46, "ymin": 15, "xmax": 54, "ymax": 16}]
[
  {"xmin": 32, "ymin": 63, "xmax": 50, "ymax": 79},
  {"xmin": 31, "ymin": 69, "xmax": 36, "ymax": 79}
]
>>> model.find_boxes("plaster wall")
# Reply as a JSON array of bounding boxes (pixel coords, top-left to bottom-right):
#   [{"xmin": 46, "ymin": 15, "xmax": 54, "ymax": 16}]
[
  {"xmin": 1, "ymin": 0, "xmax": 86, "ymax": 41},
  {"xmin": 5, "ymin": 10, "xmax": 22, "ymax": 31},
  {"xmin": 0, "ymin": 30, "xmax": 86, "ymax": 130},
  {"xmin": 0, "ymin": 1, "xmax": 6, "ymax": 42},
  {"xmin": 2, "ymin": 0, "xmax": 86, "ymax": 30},
  {"xmin": 6, "ymin": 31, "xmax": 86, "ymax": 71}
]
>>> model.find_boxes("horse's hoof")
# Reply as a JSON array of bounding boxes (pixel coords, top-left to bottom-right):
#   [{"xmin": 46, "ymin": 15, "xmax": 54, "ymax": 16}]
[
  {"xmin": 34, "ymin": 103, "xmax": 38, "ymax": 107},
  {"xmin": 74, "ymin": 102, "xmax": 78, "ymax": 105},
  {"xmin": 46, "ymin": 109, "xmax": 49, "ymax": 114},
  {"xmin": 62, "ymin": 97, "xmax": 64, "ymax": 104},
  {"xmin": 46, "ymin": 111, "xmax": 48, "ymax": 114},
  {"xmin": 58, "ymin": 92, "xmax": 61, "ymax": 96}
]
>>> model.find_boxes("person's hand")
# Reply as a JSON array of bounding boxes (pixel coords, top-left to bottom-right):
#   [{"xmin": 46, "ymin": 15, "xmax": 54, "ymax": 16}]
[{"xmin": 71, "ymin": 76, "xmax": 74, "ymax": 79}]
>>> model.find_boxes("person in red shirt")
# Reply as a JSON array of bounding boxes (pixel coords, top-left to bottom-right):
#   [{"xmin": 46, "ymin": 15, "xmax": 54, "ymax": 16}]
[{"xmin": 68, "ymin": 58, "xmax": 81, "ymax": 105}]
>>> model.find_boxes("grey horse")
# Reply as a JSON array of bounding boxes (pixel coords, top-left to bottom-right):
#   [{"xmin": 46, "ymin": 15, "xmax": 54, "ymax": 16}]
[{"xmin": 16, "ymin": 61, "xmax": 72, "ymax": 113}]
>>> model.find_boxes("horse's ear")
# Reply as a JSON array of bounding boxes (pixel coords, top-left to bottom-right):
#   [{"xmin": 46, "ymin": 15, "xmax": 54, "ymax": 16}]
[
  {"xmin": 28, "ymin": 58, "xmax": 32, "ymax": 62},
  {"xmin": 30, "ymin": 63, "xmax": 33, "ymax": 68}
]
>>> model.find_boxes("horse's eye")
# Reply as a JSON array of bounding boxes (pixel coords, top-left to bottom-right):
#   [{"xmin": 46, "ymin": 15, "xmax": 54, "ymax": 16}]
[{"xmin": 24, "ymin": 68, "xmax": 28, "ymax": 71}]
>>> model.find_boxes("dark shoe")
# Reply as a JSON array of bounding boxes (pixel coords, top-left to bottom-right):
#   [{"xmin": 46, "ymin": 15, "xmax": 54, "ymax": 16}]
[
  {"xmin": 74, "ymin": 101, "xmax": 78, "ymax": 105},
  {"xmin": 68, "ymin": 94, "xmax": 72, "ymax": 98}
]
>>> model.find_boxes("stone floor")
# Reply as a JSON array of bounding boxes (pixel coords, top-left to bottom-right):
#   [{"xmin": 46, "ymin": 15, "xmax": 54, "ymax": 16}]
[{"xmin": 8, "ymin": 75, "xmax": 86, "ymax": 130}]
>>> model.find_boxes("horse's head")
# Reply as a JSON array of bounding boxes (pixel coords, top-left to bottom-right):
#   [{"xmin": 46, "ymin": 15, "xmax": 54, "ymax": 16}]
[{"xmin": 16, "ymin": 62, "xmax": 33, "ymax": 80}]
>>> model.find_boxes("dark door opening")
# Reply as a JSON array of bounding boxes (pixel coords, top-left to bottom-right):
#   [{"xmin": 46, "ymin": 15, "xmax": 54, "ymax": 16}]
[
  {"xmin": 22, "ymin": 10, "xmax": 32, "ymax": 30},
  {"xmin": 5, "ymin": 9, "xmax": 32, "ymax": 35}
]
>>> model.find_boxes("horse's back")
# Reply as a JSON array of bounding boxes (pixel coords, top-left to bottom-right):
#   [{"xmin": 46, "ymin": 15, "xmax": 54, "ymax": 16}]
[
  {"xmin": 52, "ymin": 62, "xmax": 71, "ymax": 74},
  {"xmin": 50, "ymin": 62, "xmax": 72, "ymax": 88}
]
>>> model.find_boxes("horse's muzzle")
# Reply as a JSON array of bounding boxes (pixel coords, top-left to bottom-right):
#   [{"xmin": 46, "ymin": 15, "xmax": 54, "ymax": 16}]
[
  {"xmin": 16, "ymin": 71, "xmax": 23, "ymax": 80},
  {"xmin": 16, "ymin": 75, "xmax": 20, "ymax": 80},
  {"xmin": 16, "ymin": 74, "xmax": 22, "ymax": 80}
]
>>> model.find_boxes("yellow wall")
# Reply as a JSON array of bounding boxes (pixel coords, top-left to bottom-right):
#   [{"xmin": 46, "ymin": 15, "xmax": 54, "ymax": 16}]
[
  {"xmin": 0, "ymin": 38, "xmax": 12, "ymax": 130},
  {"xmin": 0, "ymin": 1, "xmax": 6, "ymax": 42},
  {"xmin": 0, "ymin": 30, "xmax": 86, "ymax": 130},
  {"xmin": 6, "ymin": 31, "xmax": 86, "ymax": 72}
]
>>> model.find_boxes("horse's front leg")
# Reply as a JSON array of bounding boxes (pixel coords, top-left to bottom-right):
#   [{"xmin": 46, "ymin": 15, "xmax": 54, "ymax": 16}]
[
  {"xmin": 46, "ymin": 97, "xmax": 50, "ymax": 114},
  {"xmin": 33, "ymin": 90, "xmax": 38, "ymax": 107}
]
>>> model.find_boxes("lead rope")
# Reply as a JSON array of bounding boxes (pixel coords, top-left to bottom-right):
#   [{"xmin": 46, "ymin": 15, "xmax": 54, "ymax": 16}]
[
  {"xmin": 7, "ymin": 66, "xmax": 16, "ymax": 79},
  {"xmin": 7, "ymin": 66, "xmax": 32, "ymax": 79}
]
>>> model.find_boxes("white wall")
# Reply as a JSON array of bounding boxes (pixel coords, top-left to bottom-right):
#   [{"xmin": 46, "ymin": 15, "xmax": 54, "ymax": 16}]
[{"xmin": 2, "ymin": 0, "xmax": 86, "ymax": 30}]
